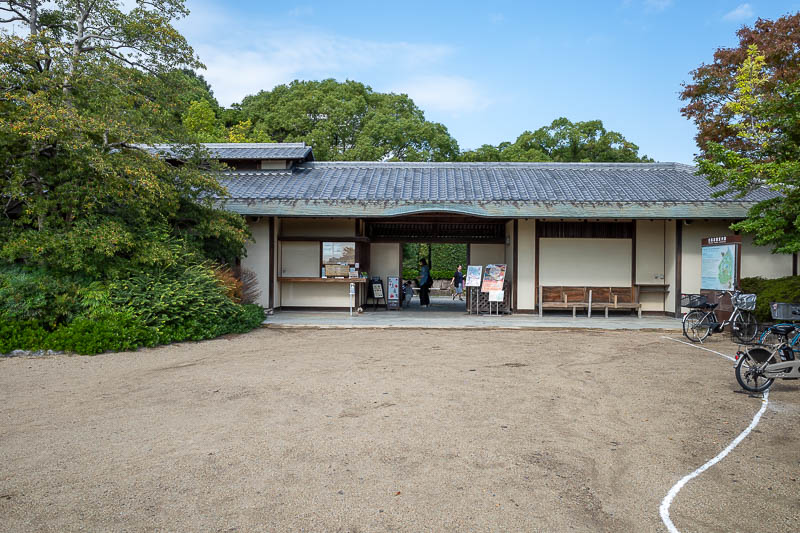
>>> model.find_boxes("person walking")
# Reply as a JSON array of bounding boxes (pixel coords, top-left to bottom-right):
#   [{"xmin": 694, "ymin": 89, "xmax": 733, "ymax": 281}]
[
  {"xmin": 418, "ymin": 258, "xmax": 432, "ymax": 308},
  {"xmin": 451, "ymin": 264, "xmax": 464, "ymax": 301}
]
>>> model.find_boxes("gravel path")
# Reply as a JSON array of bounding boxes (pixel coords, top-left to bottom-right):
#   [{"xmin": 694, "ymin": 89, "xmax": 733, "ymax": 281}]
[{"xmin": 1, "ymin": 329, "xmax": 798, "ymax": 532}]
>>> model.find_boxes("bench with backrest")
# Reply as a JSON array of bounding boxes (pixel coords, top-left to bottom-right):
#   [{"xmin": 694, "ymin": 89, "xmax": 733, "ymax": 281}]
[
  {"xmin": 538, "ymin": 286, "xmax": 590, "ymax": 318},
  {"xmin": 539, "ymin": 286, "xmax": 642, "ymax": 318},
  {"xmin": 586, "ymin": 286, "xmax": 642, "ymax": 318}
]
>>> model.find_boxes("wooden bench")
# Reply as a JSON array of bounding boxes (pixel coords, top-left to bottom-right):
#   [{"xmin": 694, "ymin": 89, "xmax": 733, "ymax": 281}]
[
  {"xmin": 586, "ymin": 286, "xmax": 642, "ymax": 319},
  {"xmin": 539, "ymin": 286, "xmax": 642, "ymax": 318},
  {"xmin": 538, "ymin": 286, "xmax": 590, "ymax": 318}
]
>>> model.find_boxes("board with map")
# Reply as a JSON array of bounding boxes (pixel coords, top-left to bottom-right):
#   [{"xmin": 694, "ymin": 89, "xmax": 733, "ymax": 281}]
[{"xmin": 701, "ymin": 243, "xmax": 738, "ymax": 290}]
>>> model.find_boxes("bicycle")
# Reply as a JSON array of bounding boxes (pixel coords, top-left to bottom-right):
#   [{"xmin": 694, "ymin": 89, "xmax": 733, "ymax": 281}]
[
  {"xmin": 735, "ymin": 302, "xmax": 800, "ymax": 392},
  {"xmin": 681, "ymin": 290, "xmax": 758, "ymax": 344}
]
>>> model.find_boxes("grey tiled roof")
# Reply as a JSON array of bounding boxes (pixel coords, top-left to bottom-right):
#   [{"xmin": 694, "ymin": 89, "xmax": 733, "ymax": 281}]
[
  {"xmin": 145, "ymin": 143, "xmax": 313, "ymax": 160},
  {"xmin": 217, "ymin": 161, "xmax": 775, "ymax": 204}
]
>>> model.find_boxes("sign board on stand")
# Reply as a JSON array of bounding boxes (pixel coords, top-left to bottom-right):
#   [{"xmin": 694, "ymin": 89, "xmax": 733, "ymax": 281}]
[
  {"xmin": 465, "ymin": 265, "xmax": 483, "ymax": 315},
  {"xmin": 387, "ymin": 276, "xmax": 400, "ymax": 310},
  {"xmin": 481, "ymin": 264, "xmax": 507, "ymax": 292}
]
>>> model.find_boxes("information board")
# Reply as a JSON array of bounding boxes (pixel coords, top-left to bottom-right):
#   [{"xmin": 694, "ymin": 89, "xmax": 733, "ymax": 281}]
[
  {"xmin": 465, "ymin": 265, "xmax": 483, "ymax": 287},
  {"xmin": 371, "ymin": 282, "xmax": 384, "ymax": 299},
  {"xmin": 481, "ymin": 264, "xmax": 507, "ymax": 292},
  {"xmin": 701, "ymin": 244, "xmax": 738, "ymax": 291},
  {"xmin": 387, "ymin": 276, "xmax": 400, "ymax": 309},
  {"xmin": 489, "ymin": 290, "xmax": 504, "ymax": 302}
]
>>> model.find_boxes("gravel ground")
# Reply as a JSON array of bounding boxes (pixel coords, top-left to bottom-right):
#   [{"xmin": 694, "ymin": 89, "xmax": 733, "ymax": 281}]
[{"xmin": 1, "ymin": 329, "xmax": 798, "ymax": 532}]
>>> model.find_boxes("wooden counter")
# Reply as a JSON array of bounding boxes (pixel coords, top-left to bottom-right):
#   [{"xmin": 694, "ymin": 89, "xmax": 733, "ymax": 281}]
[{"xmin": 278, "ymin": 277, "xmax": 367, "ymax": 283}]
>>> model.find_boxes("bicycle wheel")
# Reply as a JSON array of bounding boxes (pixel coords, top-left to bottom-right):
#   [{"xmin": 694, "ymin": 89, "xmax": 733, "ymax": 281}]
[
  {"xmin": 683, "ymin": 310, "xmax": 711, "ymax": 342},
  {"xmin": 735, "ymin": 349, "xmax": 774, "ymax": 393},
  {"xmin": 731, "ymin": 311, "xmax": 759, "ymax": 343}
]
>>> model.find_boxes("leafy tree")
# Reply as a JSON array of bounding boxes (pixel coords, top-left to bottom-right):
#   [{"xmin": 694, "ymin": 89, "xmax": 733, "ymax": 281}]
[
  {"xmin": 0, "ymin": 0, "xmax": 249, "ymax": 277},
  {"xmin": 182, "ymin": 99, "xmax": 226, "ymax": 142},
  {"xmin": 235, "ymin": 79, "xmax": 460, "ymax": 161},
  {"xmin": 680, "ymin": 13, "xmax": 800, "ymax": 152},
  {"xmin": 226, "ymin": 119, "xmax": 273, "ymax": 143},
  {"xmin": 686, "ymin": 43, "xmax": 800, "ymax": 254},
  {"xmin": 460, "ymin": 118, "xmax": 651, "ymax": 162}
]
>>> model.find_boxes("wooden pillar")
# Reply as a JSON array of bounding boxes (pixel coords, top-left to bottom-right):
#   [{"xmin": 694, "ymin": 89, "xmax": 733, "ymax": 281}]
[
  {"xmin": 674, "ymin": 220, "xmax": 682, "ymax": 316},
  {"xmin": 268, "ymin": 216, "xmax": 275, "ymax": 310},
  {"xmin": 512, "ymin": 219, "xmax": 518, "ymax": 312}
]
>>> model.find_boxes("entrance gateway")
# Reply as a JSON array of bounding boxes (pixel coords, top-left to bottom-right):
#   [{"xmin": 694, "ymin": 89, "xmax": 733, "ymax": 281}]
[{"xmin": 141, "ymin": 142, "xmax": 796, "ymax": 315}]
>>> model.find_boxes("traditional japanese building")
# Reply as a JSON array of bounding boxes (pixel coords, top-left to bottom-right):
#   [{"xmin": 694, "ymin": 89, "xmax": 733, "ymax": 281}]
[{"xmin": 153, "ymin": 142, "xmax": 796, "ymax": 316}]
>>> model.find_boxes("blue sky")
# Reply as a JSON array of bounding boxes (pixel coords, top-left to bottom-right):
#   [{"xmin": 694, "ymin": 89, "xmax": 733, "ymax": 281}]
[{"xmin": 175, "ymin": 1, "xmax": 799, "ymax": 163}]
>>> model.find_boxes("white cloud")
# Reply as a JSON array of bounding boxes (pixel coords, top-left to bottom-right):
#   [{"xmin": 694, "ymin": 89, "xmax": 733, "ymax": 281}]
[
  {"xmin": 723, "ymin": 3, "xmax": 755, "ymax": 22},
  {"xmin": 193, "ymin": 34, "xmax": 454, "ymax": 106},
  {"xmin": 644, "ymin": 0, "xmax": 673, "ymax": 11},
  {"xmin": 490, "ymin": 13, "xmax": 505, "ymax": 24},
  {"xmin": 393, "ymin": 75, "xmax": 490, "ymax": 116}
]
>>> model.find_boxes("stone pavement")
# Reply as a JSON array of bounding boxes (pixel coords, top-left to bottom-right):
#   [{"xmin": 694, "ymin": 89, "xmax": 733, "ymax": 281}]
[{"xmin": 265, "ymin": 297, "xmax": 682, "ymax": 331}]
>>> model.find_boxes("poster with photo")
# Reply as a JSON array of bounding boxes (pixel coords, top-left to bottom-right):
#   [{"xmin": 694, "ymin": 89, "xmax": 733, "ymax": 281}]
[
  {"xmin": 481, "ymin": 264, "xmax": 507, "ymax": 292},
  {"xmin": 322, "ymin": 242, "xmax": 355, "ymax": 265},
  {"xmin": 465, "ymin": 265, "xmax": 483, "ymax": 287}
]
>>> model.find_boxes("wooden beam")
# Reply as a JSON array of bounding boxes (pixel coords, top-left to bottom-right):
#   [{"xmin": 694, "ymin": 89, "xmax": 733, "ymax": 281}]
[
  {"xmin": 675, "ymin": 220, "xmax": 682, "ymax": 316},
  {"xmin": 513, "ymin": 219, "xmax": 519, "ymax": 312},
  {"xmin": 278, "ymin": 235, "xmax": 369, "ymax": 242},
  {"xmin": 268, "ymin": 216, "xmax": 275, "ymax": 310},
  {"xmin": 535, "ymin": 220, "xmax": 540, "ymax": 314},
  {"xmin": 631, "ymin": 220, "xmax": 637, "ymax": 287}
]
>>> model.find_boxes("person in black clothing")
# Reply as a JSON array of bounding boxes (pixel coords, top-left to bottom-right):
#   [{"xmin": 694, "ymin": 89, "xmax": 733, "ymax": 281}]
[
  {"xmin": 418, "ymin": 259, "xmax": 432, "ymax": 308},
  {"xmin": 451, "ymin": 264, "xmax": 464, "ymax": 301}
]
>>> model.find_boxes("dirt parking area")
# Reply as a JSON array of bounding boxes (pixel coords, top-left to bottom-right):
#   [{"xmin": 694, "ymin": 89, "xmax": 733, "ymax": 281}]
[{"xmin": 1, "ymin": 329, "xmax": 799, "ymax": 532}]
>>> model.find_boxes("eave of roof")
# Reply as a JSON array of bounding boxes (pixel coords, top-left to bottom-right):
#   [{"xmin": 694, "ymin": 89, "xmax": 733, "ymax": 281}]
[
  {"xmin": 142, "ymin": 142, "xmax": 314, "ymax": 161},
  {"xmin": 217, "ymin": 198, "xmax": 757, "ymax": 219},
  {"xmin": 214, "ymin": 161, "xmax": 775, "ymax": 220}
]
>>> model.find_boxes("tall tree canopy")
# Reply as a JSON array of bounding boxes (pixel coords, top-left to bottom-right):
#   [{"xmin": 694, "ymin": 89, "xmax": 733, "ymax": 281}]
[
  {"xmin": 459, "ymin": 118, "xmax": 652, "ymax": 162},
  {"xmin": 234, "ymin": 79, "xmax": 460, "ymax": 161},
  {"xmin": 0, "ymin": 0, "xmax": 248, "ymax": 276},
  {"xmin": 680, "ymin": 14, "xmax": 800, "ymax": 254}
]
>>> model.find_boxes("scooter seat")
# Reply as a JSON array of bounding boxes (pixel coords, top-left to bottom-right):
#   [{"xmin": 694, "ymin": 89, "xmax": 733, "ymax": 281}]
[{"xmin": 771, "ymin": 324, "xmax": 796, "ymax": 337}]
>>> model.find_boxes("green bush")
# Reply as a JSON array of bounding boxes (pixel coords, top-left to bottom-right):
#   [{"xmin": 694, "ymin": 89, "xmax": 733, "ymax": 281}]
[
  {"xmin": 740, "ymin": 276, "xmax": 800, "ymax": 322},
  {"xmin": 0, "ymin": 263, "xmax": 266, "ymax": 355},
  {"xmin": 47, "ymin": 312, "xmax": 160, "ymax": 355},
  {"xmin": 0, "ymin": 266, "xmax": 84, "ymax": 326},
  {"xmin": 107, "ymin": 264, "xmax": 265, "ymax": 344},
  {"xmin": 0, "ymin": 320, "xmax": 49, "ymax": 353}
]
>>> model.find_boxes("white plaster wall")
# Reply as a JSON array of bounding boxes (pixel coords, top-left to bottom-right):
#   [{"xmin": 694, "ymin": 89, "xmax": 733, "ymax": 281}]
[
  {"xmin": 260, "ymin": 160, "xmax": 288, "ymax": 170},
  {"xmin": 370, "ymin": 243, "xmax": 400, "ymax": 287},
  {"xmin": 517, "ymin": 220, "xmax": 536, "ymax": 310},
  {"xmin": 539, "ymin": 238, "xmax": 632, "ymax": 286},
  {"xmin": 741, "ymin": 233, "xmax": 794, "ymax": 278},
  {"xmin": 680, "ymin": 220, "xmax": 793, "ymax": 300},
  {"xmin": 280, "ymin": 218, "xmax": 355, "ymax": 237},
  {"xmin": 664, "ymin": 220, "xmax": 677, "ymax": 313},
  {"xmin": 280, "ymin": 283, "xmax": 350, "ymax": 307},
  {"xmin": 470, "ymin": 244, "xmax": 505, "ymax": 267},
  {"xmin": 241, "ymin": 218, "xmax": 270, "ymax": 309},
  {"xmin": 280, "ymin": 241, "xmax": 320, "ymax": 277},
  {"xmin": 636, "ymin": 220, "xmax": 667, "ymax": 312}
]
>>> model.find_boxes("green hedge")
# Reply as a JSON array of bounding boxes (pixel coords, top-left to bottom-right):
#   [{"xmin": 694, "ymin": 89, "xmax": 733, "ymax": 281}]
[
  {"xmin": 0, "ymin": 264, "xmax": 266, "ymax": 355},
  {"xmin": 740, "ymin": 276, "xmax": 800, "ymax": 322}
]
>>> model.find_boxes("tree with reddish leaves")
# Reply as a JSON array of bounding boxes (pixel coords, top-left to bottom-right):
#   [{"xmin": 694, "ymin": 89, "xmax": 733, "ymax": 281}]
[
  {"xmin": 681, "ymin": 13, "xmax": 800, "ymax": 152},
  {"xmin": 681, "ymin": 13, "xmax": 800, "ymax": 255}
]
